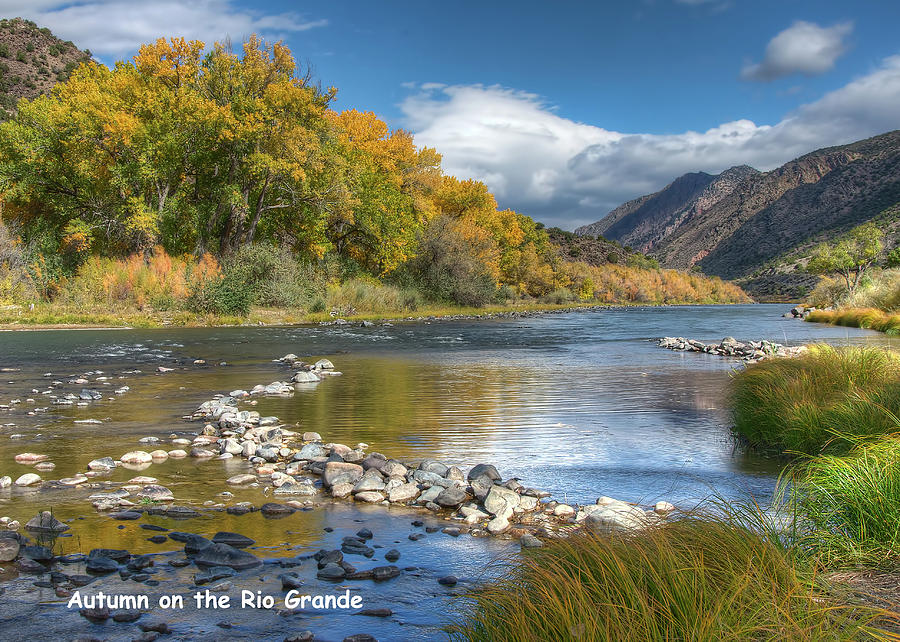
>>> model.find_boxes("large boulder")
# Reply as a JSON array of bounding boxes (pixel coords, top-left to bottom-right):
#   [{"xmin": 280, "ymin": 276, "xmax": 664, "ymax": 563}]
[
  {"xmin": 120, "ymin": 451, "xmax": 152, "ymax": 465},
  {"xmin": 483, "ymin": 485, "xmax": 520, "ymax": 520},
  {"xmin": 387, "ymin": 483, "xmax": 420, "ymax": 504},
  {"xmin": 322, "ymin": 462, "xmax": 364, "ymax": 488},
  {"xmin": 467, "ymin": 463, "xmax": 501, "ymax": 482},
  {"xmin": 352, "ymin": 469, "xmax": 386, "ymax": 494},
  {"xmin": 435, "ymin": 486, "xmax": 469, "ymax": 508},
  {"xmin": 583, "ymin": 501, "xmax": 650, "ymax": 533}
]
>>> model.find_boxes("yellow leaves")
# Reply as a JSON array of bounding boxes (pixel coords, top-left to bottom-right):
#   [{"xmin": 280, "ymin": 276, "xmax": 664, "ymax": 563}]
[{"xmin": 134, "ymin": 37, "xmax": 205, "ymax": 89}]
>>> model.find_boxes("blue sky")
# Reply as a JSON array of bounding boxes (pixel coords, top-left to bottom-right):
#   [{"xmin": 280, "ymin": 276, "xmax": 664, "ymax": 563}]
[{"xmin": 6, "ymin": 0, "xmax": 900, "ymax": 228}]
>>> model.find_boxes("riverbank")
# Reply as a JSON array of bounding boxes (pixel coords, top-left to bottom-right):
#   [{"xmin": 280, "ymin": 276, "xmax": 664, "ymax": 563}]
[
  {"xmin": 0, "ymin": 300, "xmax": 748, "ymax": 330},
  {"xmin": 805, "ymin": 308, "xmax": 900, "ymax": 335}
]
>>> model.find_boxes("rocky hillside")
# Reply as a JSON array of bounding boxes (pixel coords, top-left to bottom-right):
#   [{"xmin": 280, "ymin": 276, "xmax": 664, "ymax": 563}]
[
  {"xmin": 547, "ymin": 226, "xmax": 644, "ymax": 267},
  {"xmin": 576, "ymin": 130, "xmax": 900, "ymax": 298},
  {"xmin": 0, "ymin": 17, "xmax": 91, "ymax": 119}
]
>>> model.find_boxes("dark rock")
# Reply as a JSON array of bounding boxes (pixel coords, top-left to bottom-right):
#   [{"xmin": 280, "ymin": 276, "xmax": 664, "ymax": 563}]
[
  {"xmin": 70, "ymin": 574, "xmax": 97, "ymax": 587},
  {"xmin": 147, "ymin": 535, "xmax": 168, "ymax": 544},
  {"xmin": 435, "ymin": 487, "xmax": 469, "ymax": 507},
  {"xmin": 194, "ymin": 543, "xmax": 261, "ymax": 570},
  {"xmin": 22, "ymin": 545, "xmax": 53, "ymax": 561},
  {"xmin": 260, "ymin": 503, "xmax": 295, "ymax": 517},
  {"xmin": 183, "ymin": 535, "xmax": 213, "ymax": 555},
  {"xmin": 284, "ymin": 633, "xmax": 314, "ymax": 642},
  {"xmin": 467, "ymin": 463, "xmax": 501, "ymax": 482},
  {"xmin": 166, "ymin": 531, "xmax": 193, "ymax": 543},
  {"xmin": 280, "ymin": 572, "xmax": 303, "ymax": 590},
  {"xmin": 408, "ymin": 533, "xmax": 424, "ymax": 541},
  {"xmin": 226, "ymin": 504, "xmax": 254, "ymax": 515},
  {"xmin": 165, "ymin": 505, "xmax": 200, "ymax": 519},
  {"xmin": 384, "ymin": 549, "xmax": 400, "ymax": 562},
  {"xmin": 85, "ymin": 556, "xmax": 119, "ymax": 574},
  {"xmin": 139, "ymin": 524, "xmax": 169, "ymax": 532},
  {"xmin": 441, "ymin": 527, "xmax": 462, "ymax": 537},
  {"xmin": 358, "ymin": 608, "xmax": 393, "ymax": 617},
  {"xmin": 356, "ymin": 528, "xmax": 373, "ymax": 540},
  {"xmin": 89, "ymin": 548, "xmax": 130, "ymax": 561},
  {"xmin": 361, "ymin": 452, "xmax": 387, "ymax": 471},
  {"xmin": 343, "ymin": 635, "xmax": 377, "ymax": 642},
  {"xmin": 316, "ymin": 550, "xmax": 343, "ymax": 568},
  {"xmin": 79, "ymin": 606, "xmax": 110, "ymax": 622},
  {"xmin": 438, "ymin": 575, "xmax": 458, "ymax": 586},
  {"xmin": 195, "ymin": 566, "xmax": 236, "ymax": 584},
  {"xmin": 111, "ymin": 510, "xmax": 142, "ymax": 520},
  {"xmin": 317, "ymin": 562, "xmax": 346, "ymax": 581},
  {"xmin": 371, "ymin": 565, "xmax": 400, "ymax": 581},
  {"xmin": 212, "ymin": 532, "xmax": 255, "ymax": 548}
]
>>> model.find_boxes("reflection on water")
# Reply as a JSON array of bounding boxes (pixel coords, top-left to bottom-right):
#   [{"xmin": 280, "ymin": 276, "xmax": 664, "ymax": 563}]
[{"xmin": 0, "ymin": 305, "xmax": 891, "ymax": 637}]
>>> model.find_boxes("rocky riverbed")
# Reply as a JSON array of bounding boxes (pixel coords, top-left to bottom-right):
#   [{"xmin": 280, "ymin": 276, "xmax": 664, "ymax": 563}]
[
  {"xmin": 656, "ymin": 336, "xmax": 807, "ymax": 362},
  {"xmin": 0, "ymin": 352, "xmax": 677, "ymax": 641}
]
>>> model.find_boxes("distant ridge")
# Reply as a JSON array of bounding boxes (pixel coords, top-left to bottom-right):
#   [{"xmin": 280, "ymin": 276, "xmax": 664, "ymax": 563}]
[{"xmin": 575, "ymin": 130, "xmax": 900, "ymax": 297}]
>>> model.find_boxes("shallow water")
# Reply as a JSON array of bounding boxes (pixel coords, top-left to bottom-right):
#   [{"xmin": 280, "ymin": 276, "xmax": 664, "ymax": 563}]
[{"xmin": 0, "ymin": 305, "xmax": 891, "ymax": 640}]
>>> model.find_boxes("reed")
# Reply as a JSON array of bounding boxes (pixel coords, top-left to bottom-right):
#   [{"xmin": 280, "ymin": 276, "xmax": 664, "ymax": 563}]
[
  {"xmin": 449, "ymin": 517, "xmax": 885, "ymax": 642},
  {"xmin": 786, "ymin": 434, "xmax": 900, "ymax": 569},
  {"xmin": 729, "ymin": 345, "xmax": 900, "ymax": 455}
]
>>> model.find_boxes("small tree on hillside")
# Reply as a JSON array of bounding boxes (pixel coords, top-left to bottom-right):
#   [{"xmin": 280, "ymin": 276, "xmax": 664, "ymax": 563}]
[{"xmin": 807, "ymin": 223, "xmax": 884, "ymax": 292}]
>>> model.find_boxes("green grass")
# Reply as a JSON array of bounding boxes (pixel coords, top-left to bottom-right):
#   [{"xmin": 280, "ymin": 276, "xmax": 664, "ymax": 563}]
[
  {"xmin": 729, "ymin": 344, "xmax": 900, "ymax": 456},
  {"xmin": 807, "ymin": 308, "xmax": 900, "ymax": 336},
  {"xmin": 785, "ymin": 434, "xmax": 900, "ymax": 569},
  {"xmin": 449, "ymin": 517, "xmax": 887, "ymax": 642}
]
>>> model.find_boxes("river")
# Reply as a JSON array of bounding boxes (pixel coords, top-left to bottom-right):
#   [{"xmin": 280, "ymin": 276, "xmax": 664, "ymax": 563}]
[{"xmin": 0, "ymin": 305, "xmax": 891, "ymax": 640}]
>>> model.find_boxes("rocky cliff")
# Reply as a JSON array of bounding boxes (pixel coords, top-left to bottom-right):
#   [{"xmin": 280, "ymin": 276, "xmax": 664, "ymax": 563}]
[{"xmin": 575, "ymin": 130, "xmax": 900, "ymax": 297}]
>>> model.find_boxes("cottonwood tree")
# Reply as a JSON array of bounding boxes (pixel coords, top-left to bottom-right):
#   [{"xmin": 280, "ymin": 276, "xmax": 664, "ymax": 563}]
[{"xmin": 807, "ymin": 223, "xmax": 884, "ymax": 292}]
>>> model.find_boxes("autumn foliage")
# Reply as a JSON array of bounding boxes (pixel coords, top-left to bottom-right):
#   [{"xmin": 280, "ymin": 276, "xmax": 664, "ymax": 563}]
[{"xmin": 0, "ymin": 35, "xmax": 748, "ymax": 312}]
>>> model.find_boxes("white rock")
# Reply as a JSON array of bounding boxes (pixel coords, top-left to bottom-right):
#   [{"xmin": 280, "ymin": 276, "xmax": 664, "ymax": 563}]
[
  {"xmin": 15, "ymin": 473, "xmax": 41, "ymax": 486},
  {"xmin": 120, "ymin": 450, "xmax": 152, "ymax": 465}
]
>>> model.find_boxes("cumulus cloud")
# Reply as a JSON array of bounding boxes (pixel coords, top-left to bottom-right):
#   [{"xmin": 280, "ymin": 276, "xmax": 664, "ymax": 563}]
[
  {"xmin": 741, "ymin": 20, "xmax": 852, "ymax": 82},
  {"xmin": 0, "ymin": 0, "xmax": 327, "ymax": 58},
  {"xmin": 402, "ymin": 56, "xmax": 900, "ymax": 228}
]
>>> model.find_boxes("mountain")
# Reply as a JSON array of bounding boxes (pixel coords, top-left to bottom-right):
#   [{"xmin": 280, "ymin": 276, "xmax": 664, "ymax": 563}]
[
  {"xmin": 0, "ymin": 17, "xmax": 91, "ymax": 119},
  {"xmin": 575, "ymin": 130, "xmax": 900, "ymax": 298}
]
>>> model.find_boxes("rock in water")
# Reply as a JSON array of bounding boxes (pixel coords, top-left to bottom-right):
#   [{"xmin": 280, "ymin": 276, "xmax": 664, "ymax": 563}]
[
  {"xmin": 194, "ymin": 543, "xmax": 261, "ymax": 570},
  {"xmin": 25, "ymin": 511, "xmax": 69, "ymax": 533}
]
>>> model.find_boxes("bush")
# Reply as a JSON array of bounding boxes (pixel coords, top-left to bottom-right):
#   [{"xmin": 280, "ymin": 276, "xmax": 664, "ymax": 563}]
[
  {"xmin": 406, "ymin": 215, "xmax": 498, "ymax": 307},
  {"xmin": 0, "ymin": 220, "xmax": 36, "ymax": 304},
  {"xmin": 225, "ymin": 244, "xmax": 318, "ymax": 308},
  {"xmin": 450, "ymin": 518, "xmax": 882, "ymax": 641},
  {"xmin": 189, "ymin": 270, "xmax": 253, "ymax": 316},
  {"xmin": 787, "ymin": 435, "xmax": 900, "ymax": 568},
  {"xmin": 730, "ymin": 345, "xmax": 900, "ymax": 456},
  {"xmin": 324, "ymin": 278, "xmax": 421, "ymax": 315}
]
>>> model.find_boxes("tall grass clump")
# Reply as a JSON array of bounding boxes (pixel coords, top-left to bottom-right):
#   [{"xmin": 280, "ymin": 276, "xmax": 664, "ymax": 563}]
[
  {"xmin": 786, "ymin": 435, "xmax": 900, "ymax": 569},
  {"xmin": 807, "ymin": 308, "xmax": 900, "ymax": 336},
  {"xmin": 324, "ymin": 278, "xmax": 422, "ymax": 315},
  {"xmin": 449, "ymin": 518, "xmax": 882, "ymax": 642},
  {"xmin": 730, "ymin": 345, "xmax": 900, "ymax": 456}
]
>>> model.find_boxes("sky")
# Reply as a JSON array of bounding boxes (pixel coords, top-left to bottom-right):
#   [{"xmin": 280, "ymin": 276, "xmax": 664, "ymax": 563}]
[{"xmin": 3, "ymin": 0, "xmax": 900, "ymax": 229}]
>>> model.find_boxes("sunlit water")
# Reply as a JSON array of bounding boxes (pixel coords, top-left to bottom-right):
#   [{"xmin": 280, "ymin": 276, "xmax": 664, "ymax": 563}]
[{"xmin": 0, "ymin": 305, "xmax": 891, "ymax": 640}]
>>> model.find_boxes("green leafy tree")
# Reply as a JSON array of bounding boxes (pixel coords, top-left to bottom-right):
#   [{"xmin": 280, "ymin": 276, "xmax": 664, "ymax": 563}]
[{"xmin": 807, "ymin": 223, "xmax": 884, "ymax": 292}]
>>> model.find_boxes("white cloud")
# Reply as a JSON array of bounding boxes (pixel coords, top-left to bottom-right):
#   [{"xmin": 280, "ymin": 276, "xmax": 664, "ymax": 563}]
[
  {"xmin": 401, "ymin": 56, "xmax": 900, "ymax": 228},
  {"xmin": 0, "ymin": 0, "xmax": 327, "ymax": 58},
  {"xmin": 741, "ymin": 20, "xmax": 852, "ymax": 82}
]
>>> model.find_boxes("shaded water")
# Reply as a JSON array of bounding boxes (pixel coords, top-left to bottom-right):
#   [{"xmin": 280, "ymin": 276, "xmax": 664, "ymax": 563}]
[{"xmin": 0, "ymin": 305, "xmax": 891, "ymax": 640}]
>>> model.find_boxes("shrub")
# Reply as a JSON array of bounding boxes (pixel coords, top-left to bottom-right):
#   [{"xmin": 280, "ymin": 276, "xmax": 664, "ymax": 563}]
[
  {"xmin": 787, "ymin": 435, "xmax": 900, "ymax": 568},
  {"xmin": 225, "ymin": 244, "xmax": 318, "ymax": 308},
  {"xmin": 730, "ymin": 345, "xmax": 900, "ymax": 456},
  {"xmin": 189, "ymin": 270, "xmax": 253, "ymax": 316},
  {"xmin": 0, "ymin": 220, "xmax": 36, "ymax": 304},
  {"xmin": 449, "ymin": 518, "xmax": 882, "ymax": 641},
  {"xmin": 406, "ymin": 215, "xmax": 498, "ymax": 307}
]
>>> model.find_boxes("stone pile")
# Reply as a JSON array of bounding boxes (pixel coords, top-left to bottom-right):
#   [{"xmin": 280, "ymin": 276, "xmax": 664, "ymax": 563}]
[{"xmin": 657, "ymin": 336, "xmax": 807, "ymax": 362}]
